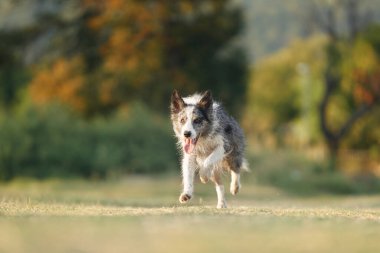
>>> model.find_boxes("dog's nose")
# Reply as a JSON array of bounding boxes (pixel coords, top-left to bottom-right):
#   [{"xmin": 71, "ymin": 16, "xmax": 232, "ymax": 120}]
[{"xmin": 184, "ymin": 131, "xmax": 192, "ymax": 138}]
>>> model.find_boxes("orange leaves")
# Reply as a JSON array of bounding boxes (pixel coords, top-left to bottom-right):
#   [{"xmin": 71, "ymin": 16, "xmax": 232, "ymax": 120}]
[
  {"xmin": 179, "ymin": 1, "xmax": 194, "ymax": 15},
  {"xmin": 340, "ymin": 37, "xmax": 380, "ymax": 106},
  {"xmin": 99, "ymin": 78, "xmax": 117, "ymax": 105},
  {"xmin": 27, "ymin": 0, "xmax": 242, "ymax": 114},
  {"xmin": 29, "ymin": 57, "xmax": 86, "ymax": 112},
  {"xmin": 93, "ymin": 0, "xmax": 164, "ymax": 87},
  {"xmin": 353, "ymin": 68, "xmax": 380, "ymax": 105},
  {"xmin": 29, "ymin": 0, "xmax": 170, "ymax": 114}
]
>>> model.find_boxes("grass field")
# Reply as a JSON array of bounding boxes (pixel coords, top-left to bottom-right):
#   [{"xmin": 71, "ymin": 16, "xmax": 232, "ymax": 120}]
[{"xmin": 1, "ymin": 174, "xmax": 380, "ymax": 253}]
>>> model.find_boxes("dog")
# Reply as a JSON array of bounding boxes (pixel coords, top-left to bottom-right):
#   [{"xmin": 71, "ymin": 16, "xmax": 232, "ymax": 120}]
[{"xmin": 170, "ymin": 90, "xmax": 248, "ymax": 208}]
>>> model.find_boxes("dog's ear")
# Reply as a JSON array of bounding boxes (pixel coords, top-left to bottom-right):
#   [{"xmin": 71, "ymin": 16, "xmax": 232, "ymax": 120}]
[
  {"xmin": 171, "ymin": 90, "xmax": 185, "ymax": 114},
  {"xmin": 197, "ymin": 90, "xmax": 213, "ymax": 111}
]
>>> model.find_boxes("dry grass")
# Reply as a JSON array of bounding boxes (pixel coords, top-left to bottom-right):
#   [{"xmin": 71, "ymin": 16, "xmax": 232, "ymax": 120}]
[
  {"xmin": 2, "ymin": 201, "xmax": 380, "ymax": 221},
  {"xmin": 1, "ymin": 176, "xmax": 380, "ymax": 253}
]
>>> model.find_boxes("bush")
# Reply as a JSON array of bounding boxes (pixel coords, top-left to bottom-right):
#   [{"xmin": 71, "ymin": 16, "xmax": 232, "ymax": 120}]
[{"xmin": 0, "ymin": 103, "xmax": 178, "ymax": 181}]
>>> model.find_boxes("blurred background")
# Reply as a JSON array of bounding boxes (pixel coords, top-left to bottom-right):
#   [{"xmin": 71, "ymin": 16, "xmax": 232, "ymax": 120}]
[{"xmin": 0, "ymin": 0, "xmax": 380, "ymax": 194}]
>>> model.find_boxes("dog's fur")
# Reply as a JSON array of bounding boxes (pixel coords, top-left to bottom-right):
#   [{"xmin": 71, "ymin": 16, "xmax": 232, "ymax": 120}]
[{"xmin": 170, "ymin": 90, "xmax": 248, "ymax": 208}]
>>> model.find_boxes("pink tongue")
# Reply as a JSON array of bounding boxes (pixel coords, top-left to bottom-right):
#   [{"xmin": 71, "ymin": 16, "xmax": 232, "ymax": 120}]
[{"xmin": 184, "ymin": 138, "xmax": 195, "ymax": 154}]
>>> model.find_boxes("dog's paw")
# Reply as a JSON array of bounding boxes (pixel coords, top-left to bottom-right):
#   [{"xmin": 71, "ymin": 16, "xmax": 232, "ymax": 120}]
[
  {"xmin": 199, "ymin": 168, "xmax": 211, "ymax": 184},
  {"xmin": 230, "ymin": 182, "xmax": 241, "ymax": 195},
  {"xmin": 200, "ymin": 175, "xmax": 209, "ymax": 184},
  {"xmin": 179, "ymin": 193, "xmax": 192, "ymax": 203},
  {"xmin": 216, "ymin": 200, "xmax": 227, "ymax": 209}
]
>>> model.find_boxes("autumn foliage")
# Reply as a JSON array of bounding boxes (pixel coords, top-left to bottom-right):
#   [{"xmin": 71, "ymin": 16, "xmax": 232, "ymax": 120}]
[
  {"xmin": 28, "ymin": 0, "xmax": 246, "ymax": 116},
  {"xmin": 30, "ymin": 57, "xmax": 86, "ymax": 112},
  {"xmin": 354, "ymin": 68, "xmax": 380, "ymax": 105}
]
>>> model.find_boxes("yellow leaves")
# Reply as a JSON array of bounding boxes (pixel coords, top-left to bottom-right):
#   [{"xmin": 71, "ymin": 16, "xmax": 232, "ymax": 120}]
[
  {"xmin": 108, "ymin": 29, "xmax": 130, "ymax": 50},
  {"xmin": 126, "ymin": 56, "xmax": 139, "ymax": 72},
  {"xmin": 179, "ymin": 1, "xmax": 194, "ymax": 15},
  {"xmin": 107, "ymin": 0, "xmax": 124, "ymax": 10},
  {"xmin": 29, "ymin": 57, "xmax": 86, "ymax": 112},
  {"xmin": 352, "ymin": 40, "xmax": 378, "ymax": 71}
]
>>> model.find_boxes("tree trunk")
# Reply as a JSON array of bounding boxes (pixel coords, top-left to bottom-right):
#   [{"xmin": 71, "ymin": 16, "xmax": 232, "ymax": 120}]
[
  {"xmin": 319, "ymin": 50, "xmax": 340, "ymax": 171},
  {"xmin": 326, "ymin": 138, "xmax": 339, "ymax": 172}
]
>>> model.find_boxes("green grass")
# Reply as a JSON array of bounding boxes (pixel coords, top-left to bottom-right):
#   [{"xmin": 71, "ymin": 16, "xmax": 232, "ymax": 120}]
[{"xmin": 1, "ymin": 175, "xmax": 380, "ymax": 253}]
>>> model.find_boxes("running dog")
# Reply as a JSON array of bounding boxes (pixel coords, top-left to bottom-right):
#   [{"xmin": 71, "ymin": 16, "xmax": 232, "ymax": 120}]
[{"xmin": 170, "ymin": 90, "xmax": 248, "ymax": 208}]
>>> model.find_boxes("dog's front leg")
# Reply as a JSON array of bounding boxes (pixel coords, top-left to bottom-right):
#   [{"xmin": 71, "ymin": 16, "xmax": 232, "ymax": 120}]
[
  {"xmin": 179, "ymin": 154, "xmax": 196, "ymax": 204},
  {"xmin": 200, "ymin": 146, "xmax": 225, "ymax": 183},
  {"xmin": 203, "ymin": 145, "xmax": 225, "ymax": 168}
]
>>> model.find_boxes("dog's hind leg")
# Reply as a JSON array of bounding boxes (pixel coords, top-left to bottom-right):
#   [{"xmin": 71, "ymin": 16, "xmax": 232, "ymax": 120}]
[
  {"xmin": 230, "ymin": 170, "xmax": 241, "ymax": 195},
  {"xmin": 227, "ymin": 158, "xmax": 243, "ymax": 195},
  {"xmin": 211, "ymin": 169, "xmax": 227, "ymax": 208}
]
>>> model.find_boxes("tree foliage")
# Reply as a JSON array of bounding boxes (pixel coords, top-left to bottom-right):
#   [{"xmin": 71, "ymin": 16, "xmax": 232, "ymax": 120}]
[
  {"xmin": 245, "ymin": 36, "xmax": 326, "ymax": 148},
  {"xmin": 28, "ymin": 0, "xmax": 247, "ymax": 116},
  {"xmin": 30, "ymin": 57, "xmax": 86, "ymax": 112},
  {"xmin": 0, "ymin": 29, "xmax": 36, "ymax": 112},
  {"xmin": 245, "ymin": 22, "xmax": 380, "ymax": 160},
  {"xmin": 316, "ymin": 0, "xmax": 380, "ymax": 169}
]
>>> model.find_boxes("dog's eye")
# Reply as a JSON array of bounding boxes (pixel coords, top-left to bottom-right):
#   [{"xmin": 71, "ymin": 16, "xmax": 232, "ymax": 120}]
[
  {"xmin": 193, "ymin": 118, "xmax": 202, "ymax": 124},
  {"xmin": 180, "ymin": 117, "xmax": 186, "ymax": 124}
]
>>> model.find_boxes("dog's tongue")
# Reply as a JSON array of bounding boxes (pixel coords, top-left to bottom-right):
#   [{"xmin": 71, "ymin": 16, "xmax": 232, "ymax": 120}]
[{"xmin": 184, "ymin": 138, "xmax": 195, "ymax": 154}]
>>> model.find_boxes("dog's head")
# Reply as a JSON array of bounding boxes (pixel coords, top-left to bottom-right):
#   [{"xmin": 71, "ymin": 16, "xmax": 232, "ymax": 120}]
[{"xmin": 171, "ymin": 90, "xmax": 213, "ymax": 154}]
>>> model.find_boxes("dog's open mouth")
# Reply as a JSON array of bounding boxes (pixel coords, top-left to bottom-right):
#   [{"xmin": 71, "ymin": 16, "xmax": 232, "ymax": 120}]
[{"xmin": 184, "ymin": 137, "xmax": 198, "ymax": 154}]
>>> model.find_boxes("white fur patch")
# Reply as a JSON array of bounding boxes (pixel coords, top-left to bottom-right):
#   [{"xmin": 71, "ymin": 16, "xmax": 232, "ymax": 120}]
[
  {"xmin": 230, "ymin": 170, "xmax": 241, "ymax": 195},
  {"xmin": 196, "ymin": 135, "xmax": 225, "ymax": 166},
  {"xmin": 182, "ymin": 106, "xmax": 196, "ymax": 138},
  {"xmin": 203, "ymin": 144, "xmax": 225, "ymax": 168},
  {"xmin": 183, "ymin": 94, "xmax": 202, "ymax": 105},
  {"xmin": 183, "ymin": 94, "xmax": 219, "ymax": 109},
  {"xmin": 181, "ymin": 154, "xmax": 196, "ymax": 196},
  {"xmin": 215, "ymin": 185, "xmax": 227, "ymax": 208},
  {"xmin": 196, "ymin": 135, "xmax": 225, "ymax": 184}
]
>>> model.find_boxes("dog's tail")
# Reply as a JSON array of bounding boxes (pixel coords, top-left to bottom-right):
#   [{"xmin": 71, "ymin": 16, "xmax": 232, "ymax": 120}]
[{"xmin": 241, "ymin": 158, "xmax": 250, "ymax": 172}]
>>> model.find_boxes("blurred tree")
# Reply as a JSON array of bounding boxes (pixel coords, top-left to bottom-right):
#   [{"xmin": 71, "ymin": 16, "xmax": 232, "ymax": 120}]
[
  {"xmin": 341, "ymin": 25, "xmax": 380, "ymax": 154},
  {"xmin": 158, "ymin": 0, "xmax": 247, "ymax": 116},
  {"xmin": 244, "ymin": 36, "xmax": 326, "ymax": 149},
  {"xmin": 29, "ymin": 57, "xmax": 86, "ymax": 112},
  {"xmin": 28, "ymin": 5, "xmax": 104, "ymax": 116},
  {"xmin": 0, "ymin": 30, "xmax": 35, "ymax": 112},
  {"xmin": 28, "ymin": 0, "xmax": 247, "ymax": 116},
  {"xmin": 0, "ymin": 0, "xmax": 96, "ymax": 114},
  {"xmin": 312, "ymin": 0, "xmax": 380, "ymax": 170}
]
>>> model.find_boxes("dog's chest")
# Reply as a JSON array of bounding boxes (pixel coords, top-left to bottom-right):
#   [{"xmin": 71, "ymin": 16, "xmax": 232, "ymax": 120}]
[{"xmin": 194, "ymin": 136, "xmax": 223, "ymax": 160}]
